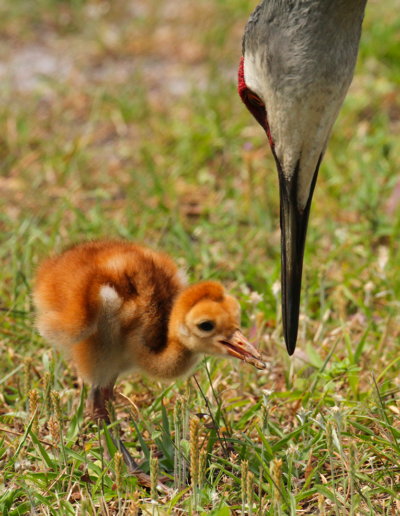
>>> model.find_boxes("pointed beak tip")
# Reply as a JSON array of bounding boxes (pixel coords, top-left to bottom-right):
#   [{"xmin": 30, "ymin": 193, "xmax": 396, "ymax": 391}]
[
  {"xmin": 284, "ymin": 333, "xmax": 297, "ymax": 356},
  {"xmin": 221, "ymin": 331, "xmax": 266, "ymax": 369}
]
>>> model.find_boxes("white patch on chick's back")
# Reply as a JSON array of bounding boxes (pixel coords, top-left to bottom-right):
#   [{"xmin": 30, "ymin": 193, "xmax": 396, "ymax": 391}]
[{"xmin": 100, "ymin": 285, "xmax": 122, "ymax": 308}]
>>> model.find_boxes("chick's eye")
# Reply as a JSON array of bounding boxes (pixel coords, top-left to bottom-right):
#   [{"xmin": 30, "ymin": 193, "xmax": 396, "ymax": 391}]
[
  {"xmin": 247, "ymin": 92, "xmax": 264, "ymax": 107},
  {"xmin": 197, "ymin": 321, "xmax": 215, "ymax": 332}
]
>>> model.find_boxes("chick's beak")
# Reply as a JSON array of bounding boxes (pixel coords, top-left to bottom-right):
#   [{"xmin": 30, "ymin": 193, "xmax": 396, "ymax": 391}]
[{"xmin": 220, "ymin": 330, "xmax": 266, "ymax": 370}]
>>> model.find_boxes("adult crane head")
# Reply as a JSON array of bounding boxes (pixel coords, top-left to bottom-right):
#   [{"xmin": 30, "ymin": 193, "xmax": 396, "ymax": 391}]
[{"xmin": 239, "ymin": 0, "xmax": 367, "ymax": 355}]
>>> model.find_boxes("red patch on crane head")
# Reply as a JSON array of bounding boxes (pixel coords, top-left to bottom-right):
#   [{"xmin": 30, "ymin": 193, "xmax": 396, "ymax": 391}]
[
  {"xmin": 238, "ymin": 56, "xmax": 274, "ymax": 149},
  {"xmin": 238, "ymin": 56, "xmax": 247, "ymax": 97}
]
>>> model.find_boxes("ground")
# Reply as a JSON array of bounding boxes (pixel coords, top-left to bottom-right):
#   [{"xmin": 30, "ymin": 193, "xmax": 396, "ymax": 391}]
[{"xmin": 1, "ymin": 0, "xmax": 400, "ymax": 514}]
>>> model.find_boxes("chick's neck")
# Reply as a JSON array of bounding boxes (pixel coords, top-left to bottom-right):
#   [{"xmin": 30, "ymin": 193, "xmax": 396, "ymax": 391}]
[
  {"xmin": 134, "ymin": 296, "xmax": 201, "ymax": 380},
  {"xmin": 141, "ymin": 335, "xmax": 200, "ymax": 380}
]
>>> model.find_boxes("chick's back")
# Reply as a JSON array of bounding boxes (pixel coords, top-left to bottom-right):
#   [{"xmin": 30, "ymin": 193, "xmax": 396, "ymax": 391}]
[{"xmin": 33, "ymin": 240, "xmax": 187, "ymax": 353}]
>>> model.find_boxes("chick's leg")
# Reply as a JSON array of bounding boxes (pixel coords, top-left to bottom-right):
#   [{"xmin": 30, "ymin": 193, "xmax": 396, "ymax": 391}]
[
  {"xmin": 87, "ymin": 382, "xmax": 116, "ymax": 464},
  {"xmin": 87, "ymin": 385, "xmax": 111, "ymax": 422},
  {"xmin": 87, "ymin": 382, "xmax": 170, "ymax": 494},
  {"xmin": 87, "ymin": 383, "xmax": 140, "ymax": 468}
]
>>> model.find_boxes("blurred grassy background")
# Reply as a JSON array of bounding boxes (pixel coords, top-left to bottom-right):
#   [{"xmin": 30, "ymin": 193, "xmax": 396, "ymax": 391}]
[
  {"xmin": 1, "ymin": 0, "xmax": 400, "ymax": 513},
  {"xmin": 1, "ymin": 0, "xmax": 400, "ymax": 306}
]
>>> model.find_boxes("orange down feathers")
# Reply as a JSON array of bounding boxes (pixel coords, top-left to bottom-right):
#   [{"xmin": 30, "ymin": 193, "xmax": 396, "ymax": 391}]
[{"xmin": 33, "ymin": 240, "xmax": 265, "ymax": 392}]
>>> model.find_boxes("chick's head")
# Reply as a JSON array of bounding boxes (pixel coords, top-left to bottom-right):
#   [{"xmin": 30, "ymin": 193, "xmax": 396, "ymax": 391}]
[{"xmin": 170, "ymin": 281, "xmax": 263, "ymax": 365}]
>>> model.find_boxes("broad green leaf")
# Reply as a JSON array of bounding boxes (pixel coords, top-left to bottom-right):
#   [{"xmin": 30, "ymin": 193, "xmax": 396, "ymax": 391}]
[
  {"xmin": 130, "ymin": 415, "xmax": 150, "ymax": 460},
  {"xmin": 180, "ymin": 439, "xmax": 190, "ymax": 458},
  {"xmin": 208, "ymin": 506, "xmax": 230, "ymax": 516},
  {"xmin": 306, "ymin": 341, "xmax": 323, "ymax": 369},
  {"xmin": 65, "ymin": 388, "xmax": 84, "ymax": 441},
  {"xmin": 161, "ymin": 398, "xmax": 173, "ymax": 458},
  {"xmin": 30, "ymin": 432, "xmax": 56, "ymax": 470},
  {"xmin": 102, "ymin": 421, "xmax": 118, "ymax": 460},
  {"xmin": 315, "ymin": 485, "xmax": 336, "ymax": 503}
]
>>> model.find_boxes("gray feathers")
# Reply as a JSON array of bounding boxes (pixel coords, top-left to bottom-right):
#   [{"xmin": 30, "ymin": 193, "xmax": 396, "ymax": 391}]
[
  {"xmin": 241, "ymin": 0, "xmax": 367, "ymax": 207},
  {"xmin": 243, "ymin": 0, "xmax": 367, "ymax": 90}
]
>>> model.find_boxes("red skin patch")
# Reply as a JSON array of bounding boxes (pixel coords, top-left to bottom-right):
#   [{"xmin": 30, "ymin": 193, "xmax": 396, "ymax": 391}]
[{"xmin": 238, "ymin": 56, "xmax": 274, "ymax": 149}]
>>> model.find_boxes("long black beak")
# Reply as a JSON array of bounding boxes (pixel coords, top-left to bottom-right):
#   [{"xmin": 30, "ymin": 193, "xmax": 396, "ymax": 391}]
[{"xmin": 274, "ymin": 154, "xmax": 321, "ymax": 355}]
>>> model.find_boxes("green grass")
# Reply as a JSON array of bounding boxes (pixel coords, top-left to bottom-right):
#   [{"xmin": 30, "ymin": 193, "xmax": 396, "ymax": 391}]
[{"xmin": 1, "ymin": 0, "xmax": 400, "ymax": 514}]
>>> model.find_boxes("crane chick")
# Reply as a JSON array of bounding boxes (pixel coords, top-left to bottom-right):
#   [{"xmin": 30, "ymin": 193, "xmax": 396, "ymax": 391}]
[{"xmin": 33, "ymin": 240, "xmax": 266, "ymax": 422}]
